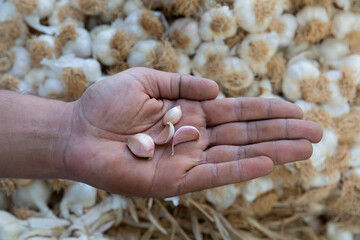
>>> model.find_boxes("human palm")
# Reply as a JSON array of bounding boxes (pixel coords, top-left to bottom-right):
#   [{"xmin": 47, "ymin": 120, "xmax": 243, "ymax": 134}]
[{"xmin": 63, "ymin": 67, "xmax": 322, "ymax": 198}]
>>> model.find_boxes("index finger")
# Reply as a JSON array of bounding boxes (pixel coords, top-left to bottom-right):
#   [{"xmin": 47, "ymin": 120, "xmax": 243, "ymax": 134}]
[
  {"xmin": 124, "ymin": 67, "xmax": 219, "ymax": 100},
  {"xmin": 201, "ymin": 98, "xmax": 303, "ymax": 126}
]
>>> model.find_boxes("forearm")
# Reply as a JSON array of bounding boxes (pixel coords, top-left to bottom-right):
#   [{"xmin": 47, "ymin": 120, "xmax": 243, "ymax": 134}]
[{"xmin": 0, "ymin": 90, "xmax": 73, "ymax": 179}]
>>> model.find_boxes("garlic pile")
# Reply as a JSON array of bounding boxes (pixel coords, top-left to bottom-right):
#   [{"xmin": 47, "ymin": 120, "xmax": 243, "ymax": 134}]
[{"xmin": 2, "ymin": 0, "xmax": 360, "ymax": 239}]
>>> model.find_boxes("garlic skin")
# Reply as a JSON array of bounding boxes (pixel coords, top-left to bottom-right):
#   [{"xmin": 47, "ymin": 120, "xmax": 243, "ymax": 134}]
[
  {"xmin": 62, "ymin": 27, "xmax": 92, "ymax": 58},
  {"xmin": 219, "ymin": 57, "xmax": 254, "ymax": 97},
  {"xmin": 0, "ymin": 210, "xmax": 27, "ymax": 239},
  {"xmin": 41, "ymin": 55, "xmax": 102, "ymax": 83},
  {"xmin": 268, "ymin": 14, "xmax": 298, "ymax": 47},
  {"xmin": 335, "ymin": 0, "xmax": 353, "ymax": 10},
  {"xmin": 234, "ymin": 0, "xmax": 284, "ymax": 33},
  {"xmin": 241, "ymin": 176, "xmax": 274, "ymax": 202},
  {"xmin": 296, "ymin": 7, "xmax": 329, "ymax": 27},
  {"xmin": 0, "ymin": 0, "xmax": 19, "ymax": 22},
  {"xmin": 317, "ymin": 38, "xmax": 350, "ymax": 63},
  {"xmin": 192, "ymin": 41, "xmax": 230, "ymax": 79},
  {"xmin": 162, "ymin": 106, "xmax": 182, "ymax": 125},
  {"xmin": 205, "ymin": 185, "xmax": 241, "ymax": 211},
  {"xmin": 11, "ymin": 180, "xmax": 53, "ymax": 217},
  {"xmin": 169, "ymin": 18, "xmax": 201, "ymax": 55},
  {"xmin": 5, "ymin": 46, "xmax": 30, "ymax": 79},
  {"xmin": 282, "ymin": 61, "xmax": 321, "ymax": 101},
  {"xmin": 199, "ymin": 6, "xmax": 237, "ymax": 41},
  {"xmin": 172, "ymin": 126, "xmax": 200, "ymax": 155},
  {"xmin": 305, "ymin": 171, "xmax": 341, "ymax": 189},
  {"xmin": 60, "ymin": 182, "xmax": 97, "ymax": 219},
  {"xmin": 127, "ymin": 133, "xmax": 155, "ymax": 158},
  {"xmin": 153, "ymin": 122, "xmax": 175, "ymax": 145},
  {"xmin": 332, "ymin": 12, "xmax": 360, "ymax": 39},
  {"xmin": 238, "ymin": 32, "xmax": 279, "ymax": 75}
]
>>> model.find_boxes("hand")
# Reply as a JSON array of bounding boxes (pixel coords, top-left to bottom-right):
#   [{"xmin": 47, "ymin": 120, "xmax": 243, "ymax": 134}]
[{"xmin": 61, "ymin": 67, "xmax": 322, "ymax": 198}]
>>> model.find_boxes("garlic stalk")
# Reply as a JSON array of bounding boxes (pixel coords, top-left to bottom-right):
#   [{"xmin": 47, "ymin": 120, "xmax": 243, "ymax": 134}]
[
  {"xmin": 127, "ymin": 133, "xmax": 155, "ymax": 158},
  {"xmin": 172, "ymin": 126, "xmax": 200, "ymax": 155}
]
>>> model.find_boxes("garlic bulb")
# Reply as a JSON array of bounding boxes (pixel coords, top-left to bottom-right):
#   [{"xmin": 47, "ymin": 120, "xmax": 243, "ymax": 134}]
[
  {"xmin": 6, "ymin": 46, "xmax": 31, "ymax": 78},
  {"xmin": 234, "ymin": 0, "xmax": 284, "ymax": 33},
  {"xmin": 92, "ymin": 28, "xmax": 117, "ymax": 66},
  {"xmin": 241, "ymin": 176, "xmax": 274, "ymax": 202},
  {"xmin": 295, "ymin": 6, "xmax": 330, "ymax": 43},
  {"xmin": 127, "ymin": 40, "xmax": 181, "ymax": 73},
  {"xmin": 218, "ymin": 57, "xmax": 254, "ymax": 97},
  {"xmin": 199, "ymin": 6, "xmax": 237, "ymax": 41},
  {"xmin": 37, "ymin": 78, "xmax": 65, "ymax": 98},
  {"xmin": 11, "ymin": 180, "xmax": 53, "ymax": 217},
  {"xmin": 48, "ymin": 0, "xmax": 85, "ymax": 28},
  {"xmin": 282, "ymin": 60, "xmax": 321, "ymax": 101},
  {"xmin": 192, "ymin": 41, "xmax": 229, "ymax": 80},
  {"xmin": 349, "ymin": 144, "xmax": 360, "ymax": 167},
  {"xmin": 335, "ymin": 0, "xmax": 353, "ymax": 10},
  {"xmin": 317, "ymin": 38, "xmax": 349, "ymax": 63},
  {"xmin": 55, "ymin": 24, "xmax": 92, "ymax": 58},
  {"xmin": 100, "ymin": 0, "xmax": 124, "ymax": 23},
  {"xmin": 24, "ymin": 67, "xmax": 46, "ymax": 88},
  {"xmin": 60, "ymin": 182, "xmax": 97, "ymax": 219},
  {"xmin": 267, "ymin": 14, "xmax": 298, "ymax": 47},
  {"xmin": 238, "ymin": 31, "xmax": 279, "ymax": 75},
  {"xmin": 305, "ymin": 171, "xmax": 341, "ymax": 189},
  {"xmin": 259, "ymin": 79, "xmax": 282, "ymax": 99},
  {"xmin": 127, "ymin": 133, "xmax": 155, "ymax": 158},
  {"xmin": 121, "ymin": 10, "xmax": 165, "ymax": 40},
  {"xmin": 122, "ymin": 0, "xmax": 143, "ymax": 17},
  {"xmin": 169, "ymin": 18, "xmax": 201, "ymax": 55},
  {"xmin": 41, "ymin": 54, "xmax": 102, "ymax": 83},
  {"xmin": 310, "ymin": 129, "xmax": 338, "ymax": 172},
  {"xmin": 329, "ymin": 54, "xmax": 360, "ymax": 85},
  {"xmin": 332, "ymin": 11, "xmax": 360, "ymax": 39},
  {"xmin": 205, "ymin": 185, "xmax": 241, "ymax": 211}
]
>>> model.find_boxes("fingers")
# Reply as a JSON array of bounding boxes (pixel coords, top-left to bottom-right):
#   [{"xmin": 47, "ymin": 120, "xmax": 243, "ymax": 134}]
[
  {"xmin": 207, "ymin": 119, "xmax": 322, "ymax": 146},
  {"xmin": 201, "ymin": 98, "xmax": 303, "ymax": 126},
  {"xmin": 179, "ymin": 156, "xmax": 273, "ymax": 194},
  {"xmin": 125, "ymin": 67, "xmax": 219, "ymax": 100},
  {"xmin": 202, "ymin": 139, "xmax": 313, "ymax": 165}
]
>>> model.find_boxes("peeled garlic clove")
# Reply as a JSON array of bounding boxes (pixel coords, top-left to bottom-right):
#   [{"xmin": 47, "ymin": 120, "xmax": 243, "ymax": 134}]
[
  {"xmin": 172, "ymin": 126, "xmax": 200, "ymax": 155},
  {"xmin": 162, "ymin": 106, "xmax": 182, "ymax": 125},
  {"xmin": 127, "ymin": 133, "xmax": 155, "ymax": 158},
  {"xmin": 153, "ymin": 122, "xmax": 175, "ymax": 145}
]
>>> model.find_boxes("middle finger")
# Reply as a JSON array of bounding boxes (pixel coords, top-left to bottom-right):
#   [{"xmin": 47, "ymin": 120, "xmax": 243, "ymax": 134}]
[{"xmin": 207, "ymin": 119, "xmax": 322, "ymax": 146}]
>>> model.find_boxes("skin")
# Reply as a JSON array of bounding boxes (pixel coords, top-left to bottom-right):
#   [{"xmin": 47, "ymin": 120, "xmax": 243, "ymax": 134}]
[{"xmin": 0, "ymin": 67, "xmax": 323, "ymax": 198}]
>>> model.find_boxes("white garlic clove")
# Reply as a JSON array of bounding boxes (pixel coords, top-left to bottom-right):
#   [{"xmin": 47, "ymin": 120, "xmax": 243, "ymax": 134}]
[
  {"xmin": 153, "ymin": 122, "xmax": 175, "ymax": 145},
  {"xmin": 162, "ymin": 106, "xmax": 182, "ymax": 125},
  {"xmin": 127, "ymin": 133, "xmax": 155, "ymax": 158},
  {"xmin": 172, "ymin": 126, "xmax": 200, "ymax": 155}
]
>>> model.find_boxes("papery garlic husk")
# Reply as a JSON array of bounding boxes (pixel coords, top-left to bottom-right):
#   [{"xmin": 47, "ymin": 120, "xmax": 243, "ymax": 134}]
[
  {"xmin": 172, "ymin": 126, "xmax": 200, "ymax": 155},
  {"xmin": 127, "ymin": 133, "xmax": 155, "ymax": 158},
  {"xmin": 162, "ymin": 106, "xmax": 182, "ymax": 125},
  {"xmin": 153, "ymin": 122, "xmax": 175, "ymax": 145}
]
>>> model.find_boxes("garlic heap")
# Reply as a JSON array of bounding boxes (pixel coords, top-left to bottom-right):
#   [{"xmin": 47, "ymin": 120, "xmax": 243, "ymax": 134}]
[{"xmin": 2, "ymin": 0, "xmax": 360, "ymax": 239}]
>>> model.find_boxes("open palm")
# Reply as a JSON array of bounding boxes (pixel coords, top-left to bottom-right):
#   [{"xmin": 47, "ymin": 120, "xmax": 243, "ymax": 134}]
[{"xmin": 62, "ymin": 67, "xmax": 322, "ymax": 198}]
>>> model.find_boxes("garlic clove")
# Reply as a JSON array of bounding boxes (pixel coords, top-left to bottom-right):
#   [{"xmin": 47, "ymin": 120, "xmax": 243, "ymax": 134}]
[
  {"xmin": 153, "ymin": 122, "xmax": 175, "ymax": 145},
  {"xmin": 127, "ymin": 133, "xmax": 155, "ymax": 158},
  {"xmin": 162, "ymin": 106, "xmax": 182, "ymax": 125},
  {"xmin": 172, "ymin": 126, "xmax": 200, "ymax": 155}
]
